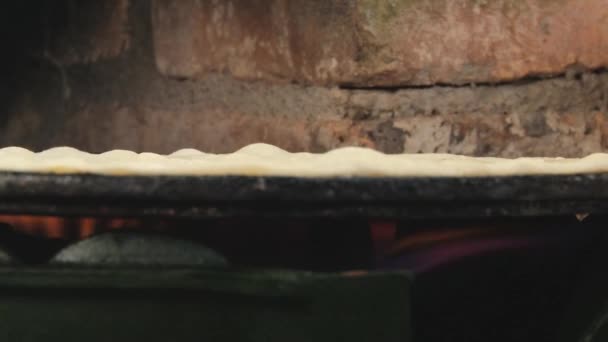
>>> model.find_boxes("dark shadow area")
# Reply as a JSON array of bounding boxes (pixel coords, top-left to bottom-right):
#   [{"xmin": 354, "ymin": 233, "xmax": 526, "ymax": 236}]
[
  {"xmin": 0, "ymin": 2, "xmax": 48, "ymax": 130},
  {"xmin": 1, "ymin": 215, "xmax": 607, "ymax": 341}
]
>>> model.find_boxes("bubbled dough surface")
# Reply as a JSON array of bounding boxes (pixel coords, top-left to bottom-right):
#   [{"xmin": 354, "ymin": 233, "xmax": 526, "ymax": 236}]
[{"xmin": 0, "ymin": 143, "xmax": 607, "ymax": 177}]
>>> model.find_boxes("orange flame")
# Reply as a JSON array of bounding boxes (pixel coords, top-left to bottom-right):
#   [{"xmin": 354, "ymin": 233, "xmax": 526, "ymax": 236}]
[{"xmin": 0, "ymin": 215, "xmax": 155, "ymax": 239}]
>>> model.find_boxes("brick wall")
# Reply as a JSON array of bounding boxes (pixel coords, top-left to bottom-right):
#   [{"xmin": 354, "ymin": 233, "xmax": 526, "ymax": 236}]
[{"xmin": 1, "ymin": 0, "xmax": 607, "ymax": 156}]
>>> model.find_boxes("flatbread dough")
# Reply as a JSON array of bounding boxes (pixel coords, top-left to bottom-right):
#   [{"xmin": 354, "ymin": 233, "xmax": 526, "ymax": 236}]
[{"xmin": 0, "ymin": 143, "xmax": 606, "ymax": 177}]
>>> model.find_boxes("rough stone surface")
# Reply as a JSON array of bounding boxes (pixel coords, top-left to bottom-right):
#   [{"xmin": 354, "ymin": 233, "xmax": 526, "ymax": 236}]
[
  {"xmin": 152, "ymin": 0, "xmax": 608, "ymax": 87},
  {"xmin": 52, "ymin": 232, "xmax": 229, "ymax": 267},
  {"xmin": 5, "ymin": 67, "xmax": 608, "ymax": 157},
  {"xmin": 0, "ymin": 247, "xmax": 14, "ymax": 264}
]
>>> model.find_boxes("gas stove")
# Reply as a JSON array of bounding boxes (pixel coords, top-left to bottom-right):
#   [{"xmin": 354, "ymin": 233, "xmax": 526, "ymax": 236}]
[{"xmin": 0, "ymin": 172, "xmax": 607, "ymax": 341}]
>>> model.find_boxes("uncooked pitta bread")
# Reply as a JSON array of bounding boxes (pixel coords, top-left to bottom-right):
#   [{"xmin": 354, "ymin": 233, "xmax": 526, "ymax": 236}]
[{"xmin": 0, "ymin": 143, "xmax": 605, "ymax": 177}]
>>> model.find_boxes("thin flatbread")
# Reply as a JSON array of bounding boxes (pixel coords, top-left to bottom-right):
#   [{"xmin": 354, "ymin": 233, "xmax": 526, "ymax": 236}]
[{"xmin": 0, "ymin": 143, "xmax": 606, "ymax": 177}]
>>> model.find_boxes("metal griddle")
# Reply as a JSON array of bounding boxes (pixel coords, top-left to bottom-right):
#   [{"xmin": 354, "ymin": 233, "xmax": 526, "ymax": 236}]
[{"xmin": 1, "ymin": 171, "xmax": 607, "ymax": 218}]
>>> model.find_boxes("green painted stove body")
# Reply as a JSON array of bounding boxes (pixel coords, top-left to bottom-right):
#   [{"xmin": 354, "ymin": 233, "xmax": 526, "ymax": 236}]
[{"xmin": 0, "ymin": 268, "xmax": 411, "ymax": 342}]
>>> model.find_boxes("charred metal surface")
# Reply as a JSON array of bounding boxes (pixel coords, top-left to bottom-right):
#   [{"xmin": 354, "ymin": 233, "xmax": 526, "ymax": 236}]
[{"xmin": 0, "ymin": 172, "xmax": 608, "ymax": 218}]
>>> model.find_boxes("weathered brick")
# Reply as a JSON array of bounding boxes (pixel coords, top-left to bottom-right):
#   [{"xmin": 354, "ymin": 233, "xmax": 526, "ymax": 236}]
[
  {"xmin": 152, "ymin": 0, "xmax": 608, "ymax": 86},
  {"xmin": 5, "ymin": 0, "xmax": 608, "ymax": 159},
  {"xmin": 45, "ymin": 0, "xmax": 130, "ymax": 65},
  {"xmin": 151, "ymin": 0, "xmax": 358, "ymax": 82}
]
